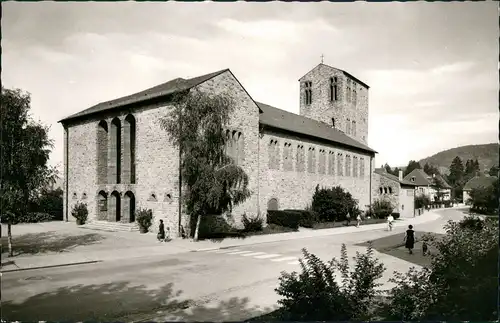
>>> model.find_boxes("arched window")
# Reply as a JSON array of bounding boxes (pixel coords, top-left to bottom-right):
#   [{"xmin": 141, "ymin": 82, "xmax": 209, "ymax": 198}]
[
  {"xmin": 124, "ymin": 114, "xmax": 136, "ymax": 184},
  {"xmin": 267, "ymin": 198, "xmax": 279, "ymax": 211},
  {"xmin": 96, "ymin": 120, "xmax": 108, "ymax": 184},
  {"xmin": 110, "ymin": 118, "xmax": 122, "ymax": 184}
]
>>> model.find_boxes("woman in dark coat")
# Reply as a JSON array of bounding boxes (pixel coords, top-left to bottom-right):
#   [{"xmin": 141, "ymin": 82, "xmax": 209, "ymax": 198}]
[
  {"xmin": 404, "ymin": 225, "xmax": 415, "ymax": 254},
  {"xmin": 157, "ymin": 219, "xmax": 165, "ymax": 242}
]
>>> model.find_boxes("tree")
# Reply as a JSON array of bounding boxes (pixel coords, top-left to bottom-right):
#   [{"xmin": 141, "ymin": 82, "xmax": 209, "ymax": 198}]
[
  {"xmin": 431, "ymin": 175, "xmax": 446, "ymax": 202},
  {"xmin": 382, "ymin": 216, "xmax": 498, "ymax": 320},
  {"xmin": 311, "ymin": 185, "xmax": 359, "ymax": 222},
  {"xmin": 488, "ymin": 165, "xmax": 499, "ymax": 177},
  {"xmin": 423, "ymin": 163, "xmax": 440, "ymax": 176},
  {"xmin": 447, "ymin": 156, "xmax": 464, "ymax": 200},
  {"xmin": 0, "ymin": 87, "xmax": 56, "ymax": 256},
  {"xmin": 160, "ymin": 89, "xmax": 251, "ymax": 241},
  {"xmin": 403, "ymin": 160, "xmax": 422, "ymax": 177},
  {"xmin": 468, "ymin": 183, "xmax": 499, "ymax": 215}
]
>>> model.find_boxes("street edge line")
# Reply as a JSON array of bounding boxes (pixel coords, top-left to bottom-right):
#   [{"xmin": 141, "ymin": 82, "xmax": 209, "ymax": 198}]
[{"xmin": 2, "ymin": 260, "xmax": 102, "ymax": 273}]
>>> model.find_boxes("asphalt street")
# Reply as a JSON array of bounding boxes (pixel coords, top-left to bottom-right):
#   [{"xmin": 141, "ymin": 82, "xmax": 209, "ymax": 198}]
[{"xmin": 2, "ymin": 208, "xmax": 465, "ymax": 322}]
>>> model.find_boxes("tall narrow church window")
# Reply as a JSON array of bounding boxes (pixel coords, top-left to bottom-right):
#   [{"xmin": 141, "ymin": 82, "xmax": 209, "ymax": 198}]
[
  {"xmin": 330, "ymin": 77, "xmax": 339, "ymax": 101},
  {"xmin": 353, "ymin": 87, "xmax": 357, "ymax": 106},
  {"xmin": 296, "ymin": 145, "xmax": 305, "ymax": 172},
  {"xmin": 345, "ymin": 155, "xmax": 351, "ymax": 176},
  {"xmin": 352, "ymin": 120, "xmax": 356, "ymax": 137},
  {"xmin": 268, "ymin": 139, "xmax": 275, "ymax": 169},
  {"xmin": 346, "ymin": 79, "xmax": 351, "ymax": 102},
  {"xmin": 360, "ymin": 157, "xmax": 365, "ymax": 178},
  {"xmin": 353, "ymin": 156, "xmax": 358, "ymax": 177},
  {"xmin": 283, "ymin": 142, "xmax": 293, "ymax": 171},
  {"xmin": 305, "ymin": 81, "xmax": 312, "ymax": 105},
  {"xmin": 337, "ymin": 153, "xmax": 343, "ymax": 176},
  {"xmin": 318, "ymin": 149, "xmax": 326, "ymax": 174},
  {"xmin": 328, "ymin": 151, "xmax": 335, "ymax": 175},
  {"xmin": 307, "ymin": 147, "xmax": 315, "ymax": 173},
  {"xmin": 346, "ymin": 118, "xmax": 351, "ymax": 135}
]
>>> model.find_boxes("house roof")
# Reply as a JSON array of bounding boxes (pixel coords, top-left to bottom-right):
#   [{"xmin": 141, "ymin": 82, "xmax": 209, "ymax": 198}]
[
  {"xmin": 298, "ymin": 63, "xmax": 370, "ymax": 89},
  {"xmin": 403, "ymin": 169, "xmax": 452, "ymax": 188},
  {"xmin": 463, "ymin": 175, "xmax": 498, "ymax": 191},
  {"xmin": 59, "ymin": 68, "xmax": 263, "ymax": 123},
  {"xmin": 374, "ymin": 168, "xmax": 417, "ymax": 186},
  {"xmin": 257, "ymin": 102, "xmax": 377, "ymax": 154}
]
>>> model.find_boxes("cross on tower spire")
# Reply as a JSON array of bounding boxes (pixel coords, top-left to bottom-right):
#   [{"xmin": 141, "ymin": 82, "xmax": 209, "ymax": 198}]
[{"xmin": 320, "ymin": 54, "xmax": 324, "ymax": 64}]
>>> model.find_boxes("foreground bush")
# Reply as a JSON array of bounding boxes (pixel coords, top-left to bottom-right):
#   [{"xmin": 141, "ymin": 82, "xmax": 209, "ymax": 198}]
[
  {"xmin": 275, "ymin": 244, "xmax": 385, "ymax": 321},
  {"xmin": 468, "ymin": 183, "xmax": 499, "ymax": 215},
  {"xmin": 381, "ymin": 215, "xmax": 498, "ymax": 321},
  {"xmin": 311, "ymin": 185, "xmax": 358, "ymax": 222},
  {"xmin": 372, "ymin": 199, "xmax": 393, "ymax": 219}
]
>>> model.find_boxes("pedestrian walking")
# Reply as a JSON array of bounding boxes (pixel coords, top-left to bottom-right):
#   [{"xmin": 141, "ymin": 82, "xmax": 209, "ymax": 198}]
[
  {"xmin": 345, "ymin": 212, "xmax": 351, "ymax": 226},
  {"xmin": 356, "ymin": 213, "xmax": 362, "ymax": 228},
  {"xmin": 404, "ymin": 225, "xmax": 415, "ymax": 254},
  {"xmin": 387, "ymin": 214, "xmax": 394, "ymax": 231},
  {"xmin": 157, "ymin": 219, "xmax": 165, "ymax": 242},
  {"xmin": 165, "ymin": 227, "xmax": 172, "ymax": 242}
]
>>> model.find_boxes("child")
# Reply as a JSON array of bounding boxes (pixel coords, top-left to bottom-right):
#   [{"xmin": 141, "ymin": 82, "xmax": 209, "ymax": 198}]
[
  {"xmin": 356, "ymin": 213, "xmax": 362, "ymax": 228},
  {"xmin": 165, "ymin": 227, "xmax": 172, "ymax": 242},
  {"xmin": 387, "ymin": 214, "xmax": 394, "ymax": 231}
]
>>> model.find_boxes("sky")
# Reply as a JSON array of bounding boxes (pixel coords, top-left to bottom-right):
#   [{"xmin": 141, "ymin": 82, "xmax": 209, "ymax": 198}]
[{"xmin": 3, "ymin": 2, "xmax": 498, "ymax": 174}]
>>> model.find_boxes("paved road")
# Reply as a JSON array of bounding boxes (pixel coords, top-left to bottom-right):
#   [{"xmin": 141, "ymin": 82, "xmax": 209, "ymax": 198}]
[{"xmin": 2, "ymin": 208, "xmax": 466, "ymax": 322}]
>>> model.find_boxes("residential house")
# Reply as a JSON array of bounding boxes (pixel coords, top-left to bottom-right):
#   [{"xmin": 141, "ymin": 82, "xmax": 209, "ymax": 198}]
[
  {"xmin": 404, "ymin": 168, "xmax": 452, "ymax": 202},
  {"xmin": 373, "ymin": 168, "xmax": 417, "ymax": 218},
  {"xmin": 463, "ymin": 174, "xmax": 498, "ymax": 205}
]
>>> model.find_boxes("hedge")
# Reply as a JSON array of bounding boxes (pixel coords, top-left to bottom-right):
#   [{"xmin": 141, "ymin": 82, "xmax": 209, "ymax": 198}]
[
  {"xmin": 267, "ymin": 210, "xmax": 301, "ymax": 229},
  {"xmin": 392, "ymin": 212, "xmax": 400, "ymax": 220},
  {"xmin": 283, "ymin": 209, "xmax": 319, "ymax": 228}
]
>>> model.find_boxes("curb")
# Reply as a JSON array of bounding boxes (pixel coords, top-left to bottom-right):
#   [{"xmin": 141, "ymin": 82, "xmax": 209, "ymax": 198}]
[
  {"xmin": 192, "ymin": 212, "xmax": 442, "ymax": 253},
  {"xmin": 2, "ymin": 260, "xmax": 102, "ymax": 273}
]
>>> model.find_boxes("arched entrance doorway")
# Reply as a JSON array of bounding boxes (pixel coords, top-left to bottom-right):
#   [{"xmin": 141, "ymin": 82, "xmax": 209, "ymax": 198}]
[
  {"xmin": 97, "ymin": 191, "xmax": 108, "ymax": 220},
  {"xmin": 109, "ymin": 191, "xmax": 121, "ymax": 222},
  {"xmin": 123, "ymin": 191, "xmax": 136, "ymax": 223},
  {"xmin": 267, "ymin": 198, "xmax": 279, "ymax": 211}
]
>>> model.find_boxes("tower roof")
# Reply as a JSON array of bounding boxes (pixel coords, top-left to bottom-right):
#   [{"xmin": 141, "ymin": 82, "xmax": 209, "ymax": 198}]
[{"xmin": 298, "ymin": 63, "xmax": 370, "ymax": 89}]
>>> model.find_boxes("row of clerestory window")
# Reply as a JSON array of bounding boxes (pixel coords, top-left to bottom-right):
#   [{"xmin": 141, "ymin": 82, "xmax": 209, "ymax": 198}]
[{"xmin": 268, "ymin": 139, "xmax": 365, "ymax": 177}]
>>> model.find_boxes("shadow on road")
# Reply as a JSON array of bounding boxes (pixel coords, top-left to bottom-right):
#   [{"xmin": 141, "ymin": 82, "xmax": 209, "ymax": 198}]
[
  {"xmin": 2, "ymin": 281, "xmax": 274, "ymax": 321},
  {"xmin": 1, "ymin": 231, "xmax": 105, "ymax": 257}
]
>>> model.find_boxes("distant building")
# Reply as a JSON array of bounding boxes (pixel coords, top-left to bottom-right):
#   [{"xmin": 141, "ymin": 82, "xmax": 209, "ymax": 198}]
[
  {"xmin": 373, "ymin": 168, "xmax": 417, "ymax": 218},
  {"xmin": 462, "ymin": 175, "xmax": 498, "ymax": 205},
  {"xmin": 404, "ymin": 169, "xmax": 452, "ymax": 202}
]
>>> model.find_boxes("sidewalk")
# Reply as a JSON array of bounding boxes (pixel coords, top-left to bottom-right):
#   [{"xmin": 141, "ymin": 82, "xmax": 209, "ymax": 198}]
[{"xmin": 2, "ymin": 209, "xmax": 445, "ymax": 273}]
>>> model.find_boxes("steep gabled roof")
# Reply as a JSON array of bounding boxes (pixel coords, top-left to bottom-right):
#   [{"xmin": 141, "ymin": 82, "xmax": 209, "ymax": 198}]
[
  {"xmin": 59, "ymin": 68, "xmax": 258, "ymax": 123},
  {"xmin": 257, "ymin": 102, "xmax": 377, "ymax": 155},
  {"xmin": 463, "ymin": 175, "xmax": 498, "ymax": 191},
  {"xmin": 374, "ymin": 168, "xmax": 417, "ymax": 186},
  {"xmin": 403, "ymin": 169, "xmax": 452, "ymax": 189},
  {"xmin": 404, "ymin": 168, "xmax": 433, "ymax": 186},
  {"xmin": 298, "ymin": 63, "xmax": 370, "ymax": 89}
]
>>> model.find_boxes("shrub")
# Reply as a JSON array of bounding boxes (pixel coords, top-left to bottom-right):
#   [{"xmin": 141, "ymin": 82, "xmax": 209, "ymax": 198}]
[
  {"xmin": 136, "ymin": 208, "xmax": 153, "ymax": 233},
  {"xmin": 17, "ymin": 212, "xmax": 53, "ymax": 223},
  {"xmin": 284, "ymin": 209, "xmax": 319, "ymax": 228},
  {"xmin": 415, "ymin": 195, "xmax": 431, "ymax": 209},
  {"xmin": 392, "ymin": 212, "xmax": 400, "ymax": 220},
  {"xmin": 71, "ymin": 202, "xmax": 88, "ymax": 225},
  {"xmin": 242, "ymin": 213, "xmax": 264, "ymax": 232},
  {"xmin": 381, "ymin": 216, "xmax": 498, "ymax": 320},
  {"xmin": 469, "ymin": 183, "xmax": 499, "ymax": 215},
  {"xmin": 267, "ymin": 210, "xmax": 301, "ymax": 230},
  {"xmin": 443, "ymin": 200, "xmax": 452, "ymax": 208},
  {"xmin": 459, "ymin": 215, "xmax": 484, "ymax": 231},
  {"xmin": 372, "ymin": 199, "xmax": 393, "ymax": 219},
  {"xmin": 311, "ymin": 185, "xmax": 358, "ymax": 222},
  {"xmin": 275, "ymin": 244, "xmax": 385, "ymax": 321}
]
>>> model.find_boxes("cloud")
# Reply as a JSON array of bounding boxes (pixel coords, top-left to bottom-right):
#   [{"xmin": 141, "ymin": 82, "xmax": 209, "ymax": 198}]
[{"xmin": 431, "ymin": 61, "xmax": 475, "ymax": 74}]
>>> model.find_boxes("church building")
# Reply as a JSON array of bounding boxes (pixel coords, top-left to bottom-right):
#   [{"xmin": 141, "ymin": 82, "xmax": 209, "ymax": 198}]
[{"xmin": 59, "ymin": 63, "xmax": 378, "ymax": 235}]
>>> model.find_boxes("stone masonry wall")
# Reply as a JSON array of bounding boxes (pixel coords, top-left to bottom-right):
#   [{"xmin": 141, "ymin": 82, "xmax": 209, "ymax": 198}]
[
  {"xmin": 259, "ymin": 129, "xmax": 372, "ymax": 216},
  {"xmin": 372, "ymin": 173, "xmax": 400, "ymax": 212},
  {"xmin": 299, "ymin": 64, "xmax": 369, "ymax": 144},
  {"xmin": 195, "ymin": 71, "xmax": 261, "ymax": 228}
]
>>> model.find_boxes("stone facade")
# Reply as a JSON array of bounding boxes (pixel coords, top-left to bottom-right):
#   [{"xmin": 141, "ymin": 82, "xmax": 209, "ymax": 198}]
[
  {"xmin": 299, "ymin": 64, "xmax": 369, "ymax": 145},
  {"xmin": 259, "ymin": 129, "xmax": 372, "ymax": 215},
  {"xmin": 62, "ymin": 65, "xmax": 376, "ymax": 236}
]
